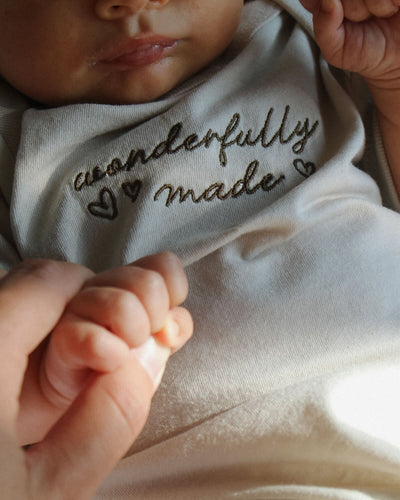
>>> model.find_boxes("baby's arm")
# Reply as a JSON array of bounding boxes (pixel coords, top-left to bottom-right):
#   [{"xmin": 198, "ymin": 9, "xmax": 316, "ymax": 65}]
[
  {"xmin": 18, "ymin": 252, "xmax": 193, "ymax": 445},
  {"xmin": 300, "ymin": 0, "xmax": 400, "ymax": 193}
]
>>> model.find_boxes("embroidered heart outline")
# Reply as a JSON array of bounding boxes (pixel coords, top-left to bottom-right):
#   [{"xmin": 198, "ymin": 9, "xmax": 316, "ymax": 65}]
[
  {"xmin": 88, "ymin": 187, "xmax": 118, "ymax": 220},
  {"xmin": 122, "ymin": 180, "xmax": 142, "ymax": 203},
  {"xmin": 293, "ymin": 158, "xmax": 316, "ymax": 178}
]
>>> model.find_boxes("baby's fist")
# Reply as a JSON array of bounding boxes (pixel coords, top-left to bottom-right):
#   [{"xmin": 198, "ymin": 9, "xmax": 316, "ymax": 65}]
[{"xmin": 41, "ymin": 252, "xmax": 192, "ymax": 408}]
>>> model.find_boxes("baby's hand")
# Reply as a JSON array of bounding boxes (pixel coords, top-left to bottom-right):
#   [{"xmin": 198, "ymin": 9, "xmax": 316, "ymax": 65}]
[
  {"xmin": 42, "ymin": 252, "xmax": 192, "ymax": 407},
  {"xmin": 18, "ymin": 252, "xmax": 192, "ymax": 444},
  {"xmin": 300, "ymin": 0, "xmax": 400, "ymax": 90}
]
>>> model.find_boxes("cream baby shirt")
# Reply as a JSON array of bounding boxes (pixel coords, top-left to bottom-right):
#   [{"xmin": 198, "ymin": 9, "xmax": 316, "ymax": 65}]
[{"xmin": 1, "ymin": 1, "xmax": 400, "ymax": 498}]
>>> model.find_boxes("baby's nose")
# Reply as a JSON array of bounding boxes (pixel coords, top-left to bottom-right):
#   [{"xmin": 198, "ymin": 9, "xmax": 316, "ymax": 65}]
[{"xmin": 95, "ymin": 0, "xmax": 169, "ymax": 20}]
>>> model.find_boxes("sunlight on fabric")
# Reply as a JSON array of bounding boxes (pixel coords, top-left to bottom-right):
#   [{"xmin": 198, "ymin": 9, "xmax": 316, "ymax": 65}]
[{"xmin": 328, "ymin": 365, "xmax": 400, "ymax": 449}]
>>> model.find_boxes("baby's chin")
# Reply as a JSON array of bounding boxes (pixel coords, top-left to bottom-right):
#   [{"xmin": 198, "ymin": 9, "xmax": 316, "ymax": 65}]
[
  {"xmin": 34, "ymin": 80, "xmax": 180, "ymax": 107},
  {"xmin": 34, "ymin": 57, "xmax": 203, "ymax": 106},
  {"xmin": 33, "ymin": 87, "xmax": 165, "ymax": 107}
]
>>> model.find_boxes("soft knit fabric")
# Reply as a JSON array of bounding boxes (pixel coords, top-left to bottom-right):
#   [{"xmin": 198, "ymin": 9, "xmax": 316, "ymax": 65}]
[{"xmin": 1, "ymin": 1, "xmax": 400, "ymax": 498}]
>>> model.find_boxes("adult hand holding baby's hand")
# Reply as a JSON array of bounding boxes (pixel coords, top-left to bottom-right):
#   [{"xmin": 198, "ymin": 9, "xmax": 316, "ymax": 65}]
[
  {"xmin": 26, "ymin": 252, "xmax": 192, "ymax": 441},
  {"xmin": 0, "ymin": 255, "xmax": 192, "ymax": 499}
]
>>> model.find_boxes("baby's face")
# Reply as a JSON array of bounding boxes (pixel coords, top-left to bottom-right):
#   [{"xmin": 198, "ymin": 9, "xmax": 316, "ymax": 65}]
[{"xmin": 0, "ymin": 0, "xmax": 243, "ymax": 106}]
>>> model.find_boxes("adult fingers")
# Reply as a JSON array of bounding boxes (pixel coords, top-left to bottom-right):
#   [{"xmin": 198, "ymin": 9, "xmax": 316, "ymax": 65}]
[
  {"xmin": 0, "ymin": 260, "xmax": 93, "ymax": 418},
  {"xmin": 26, "ymin": 349, "xmax": 161, "ymax": 500},
  {"xmin": 0, "ymin": 259, "xmax": 93, "ymax": 356},
  {"xmin": 0, "ymin": 433, "xmax": 30, "ymax": 499}
]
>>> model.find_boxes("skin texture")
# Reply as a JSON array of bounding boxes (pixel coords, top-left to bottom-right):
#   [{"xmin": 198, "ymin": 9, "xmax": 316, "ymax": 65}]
[
  {"xmin": 0, "ymin": 259, "xmax": 152, "ymax": 499},
  {"xmin": 0, "ymin": 0, "xmax": 244, "ymax": 105},
  {"xmin": 17, "ymin": 252, "xmax": 193, "ymax": 446},
  {"xmin": 1, "ymin": 1, "xmax": 400, "ymax": 496},
  {"xmin": 0, "ymin": 256, "xmax": 192, "ymax": 499},
  {"xmin": 300, "ymin": 0, "xmax": 400, "ymax": 83},
  {"xmin": 300, "ymin": 0, "xmax": 400, "ymax": 194}
]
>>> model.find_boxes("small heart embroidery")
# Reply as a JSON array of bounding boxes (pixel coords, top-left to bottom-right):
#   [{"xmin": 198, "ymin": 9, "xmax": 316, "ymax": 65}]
[
  {"xmin": 293, "ymin": 159, "xmax": 316, "ymax": 178},
  {"xmin": 88, "ymin": 187, "xmax": 118, "ymax": 220},
  {"xmin": 122, "ymin": 180, "xmax": 142, "ymax": 203}
]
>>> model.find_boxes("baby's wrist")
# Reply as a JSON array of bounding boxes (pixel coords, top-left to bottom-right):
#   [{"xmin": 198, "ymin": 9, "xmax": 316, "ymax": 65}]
[{"xmin": 366, "ymin": 82, "xmax": 400, "ymax": 127}]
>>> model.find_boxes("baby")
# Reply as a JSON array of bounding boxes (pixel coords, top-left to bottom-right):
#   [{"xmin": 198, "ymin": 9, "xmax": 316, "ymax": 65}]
[
  {"xmin": 0, "ymin": 0, "xmax": 243, "ymax": 105},
  {"xmin": 1, "ymin": 0, "xmax": 400, "ymax": 498}
]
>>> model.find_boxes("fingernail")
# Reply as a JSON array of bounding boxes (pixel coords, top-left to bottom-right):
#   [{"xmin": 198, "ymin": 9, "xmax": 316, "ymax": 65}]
[{"xmin": 133, "ymin": 337, "xmax": 171, "ymax": 389}]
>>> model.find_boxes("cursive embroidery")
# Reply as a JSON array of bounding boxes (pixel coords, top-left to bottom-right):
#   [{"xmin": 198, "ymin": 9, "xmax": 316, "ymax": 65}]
[
  {"xmin": 153, "ymin": 161, "xmax": 285, "ymax": 207},
  {"xmin": 73, "ymin": 105, "xmax": 319, "ymax": 191}
]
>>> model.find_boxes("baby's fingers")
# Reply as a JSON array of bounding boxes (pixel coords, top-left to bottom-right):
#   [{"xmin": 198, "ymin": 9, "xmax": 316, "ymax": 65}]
[
  {"xmin": 154, "ymin": 307, "xmax": 194, "ymax": 353},
  {"xmin": 299, "ymin": 0, "xmax": 318, "ymax": 12},
  {"xmin": 67, "ymin": 285, "xmax": 152, "ymax": 347},
  {"xmin": 349, "ymin": 0, "xmax": 399, "ymax": 20},
  {"xmin": 299, "ymin": 0, "xmax": 368, "ymax": 20},
  {"xmin": 302, "ymin": 0, "xmax": 400, "ymax": 25},
  {"xmin": 302, "ymin": 0, "xmax": 346, "ymax": 68},
  {"xmin": 133, "ymin": 251, "xmax": 189, "ymax": 307},
  {"xmin": 42, "ymin": 314, "xmax": 130, "ymax": 407},
  {"xmin": 86, "ymin": 258, "xmax": 174, "ymax": 334}
]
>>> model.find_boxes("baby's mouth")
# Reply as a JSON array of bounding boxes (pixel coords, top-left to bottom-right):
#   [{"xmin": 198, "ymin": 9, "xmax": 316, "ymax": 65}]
[{"xmin": 93, "ymin": 35, "xmax": 178, "ymax": 70}]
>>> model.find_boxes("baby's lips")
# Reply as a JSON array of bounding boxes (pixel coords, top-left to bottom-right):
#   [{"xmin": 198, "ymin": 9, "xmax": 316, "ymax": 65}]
[{"xmin": 132, "ymin": 336, "xmax": 171, "ymax": 390}]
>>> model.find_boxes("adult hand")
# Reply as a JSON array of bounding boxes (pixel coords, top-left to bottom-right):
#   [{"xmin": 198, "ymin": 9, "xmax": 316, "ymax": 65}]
[{"xmin": 0, "ymin": 259, "xmax": 170, "ymax": 499}]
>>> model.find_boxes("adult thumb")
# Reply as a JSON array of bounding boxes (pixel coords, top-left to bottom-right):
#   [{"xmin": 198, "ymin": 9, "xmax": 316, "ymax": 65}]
[{"xmin": 25, "ymin": 345, "xmax": 168, "ymax": 500}]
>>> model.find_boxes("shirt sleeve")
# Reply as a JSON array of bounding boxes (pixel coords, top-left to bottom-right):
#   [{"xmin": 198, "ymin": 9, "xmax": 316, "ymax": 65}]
[
  {"xmin": 370, "ymin": 113, "xmax": 400, "ymax": 212},
  {"xmin": 332, "ymin": 68, "xmax": 400, "ymax": 213}
]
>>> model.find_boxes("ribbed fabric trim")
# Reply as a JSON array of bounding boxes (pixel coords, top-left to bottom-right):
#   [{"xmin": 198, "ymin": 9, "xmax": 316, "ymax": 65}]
[{"xmin": 373, "ymin": 112, "xmax": 400, "ymax": 212}]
